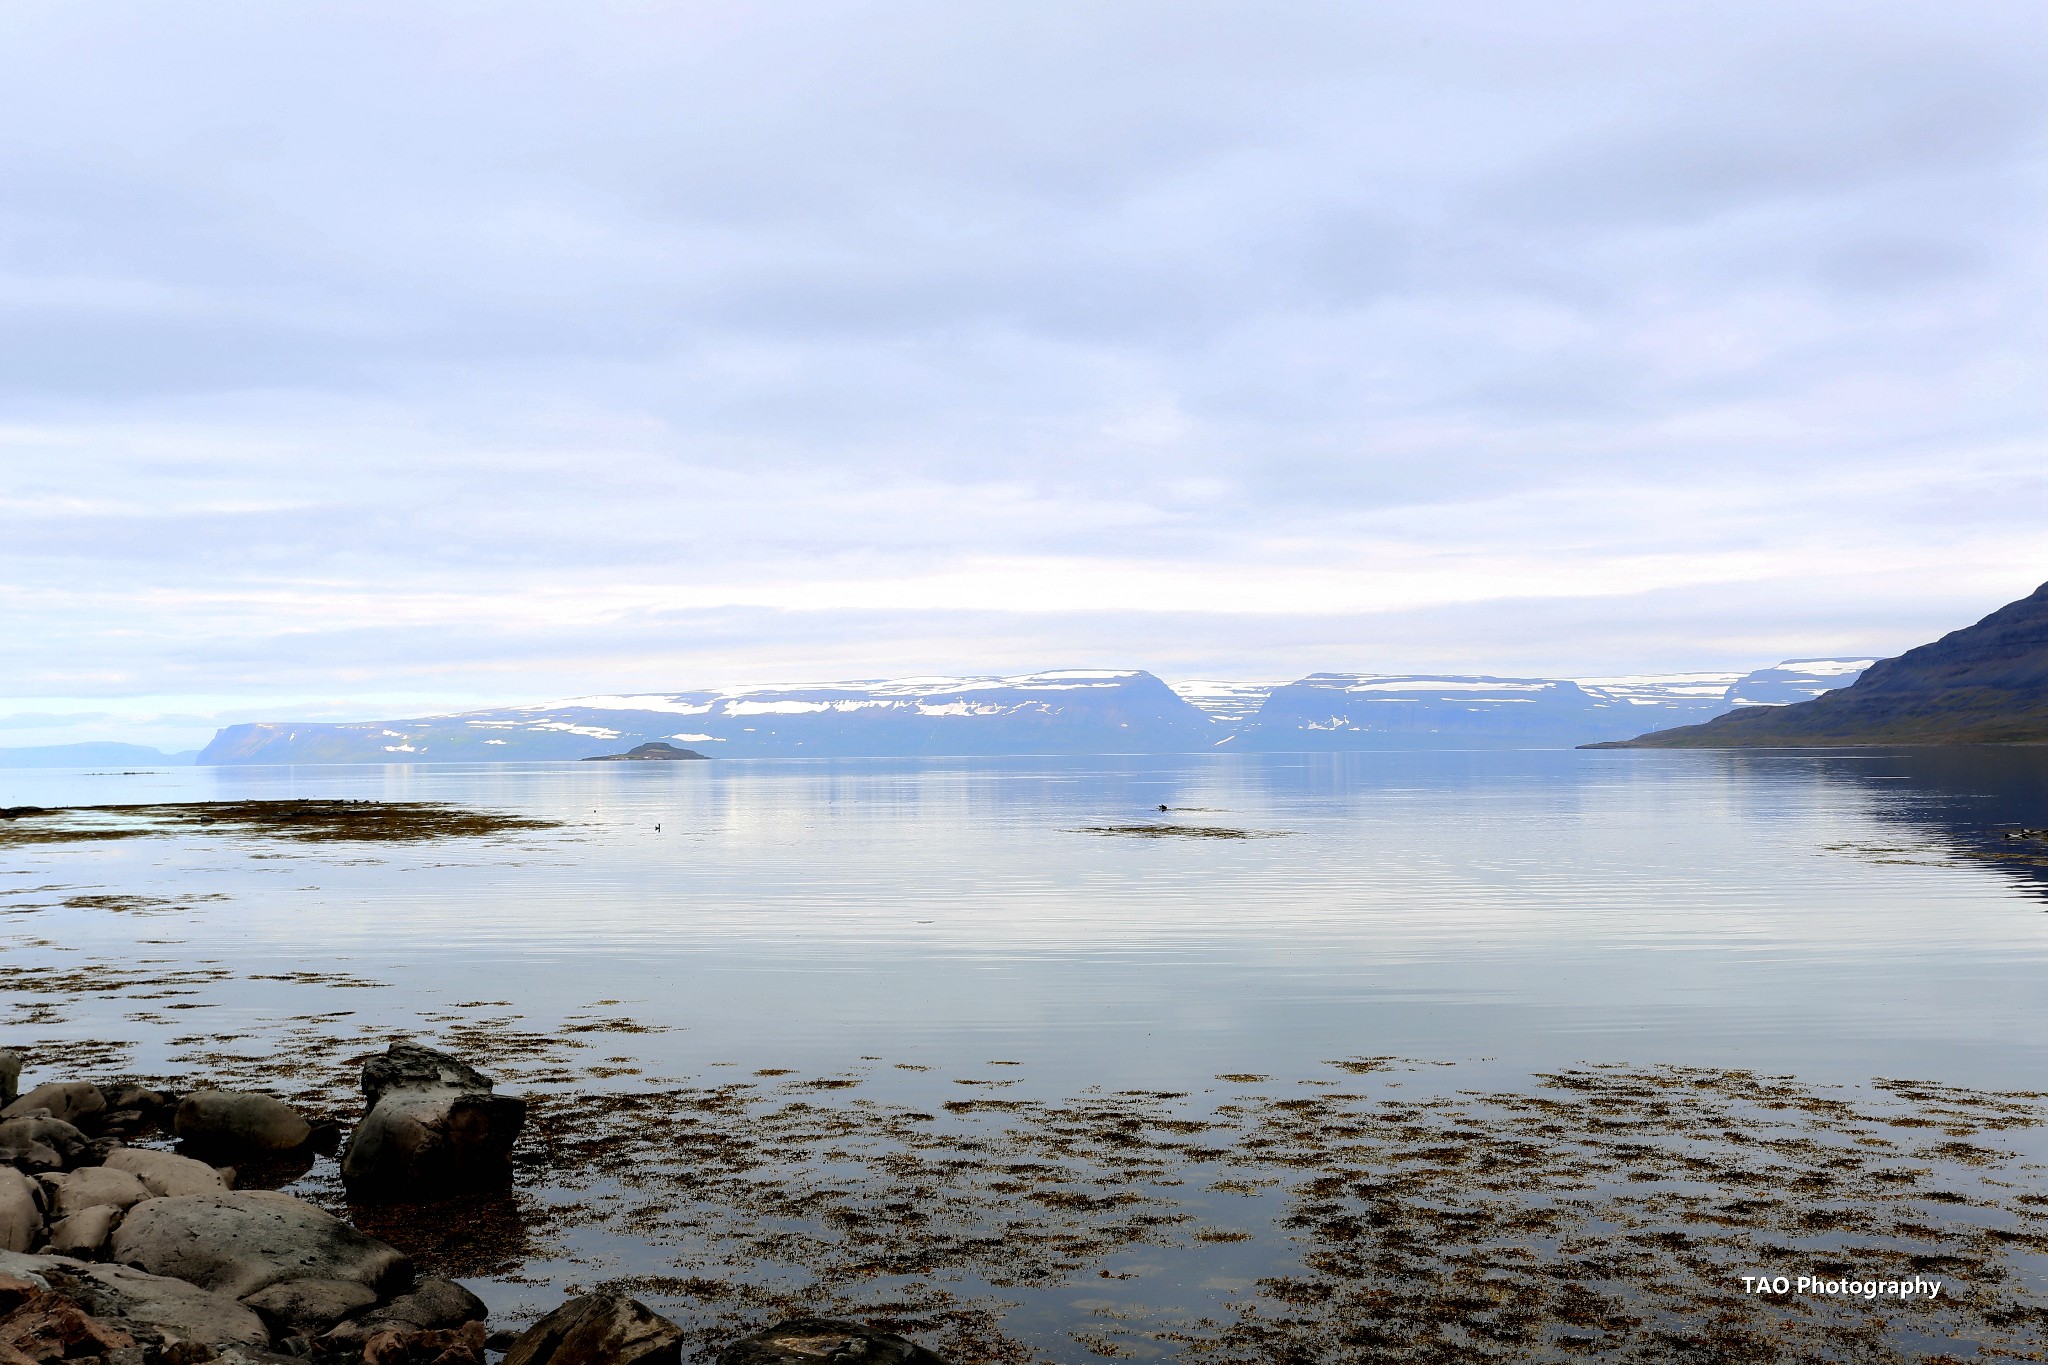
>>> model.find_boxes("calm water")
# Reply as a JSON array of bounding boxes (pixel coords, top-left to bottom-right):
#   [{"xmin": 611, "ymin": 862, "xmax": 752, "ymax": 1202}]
[
  {"xmin": 5, "ymin": 748, "xmax": 2048, "ymax": 1092},
  {"xmin": 8, "ymin": 749, "xmax": 2048, "ymax": 1359}
]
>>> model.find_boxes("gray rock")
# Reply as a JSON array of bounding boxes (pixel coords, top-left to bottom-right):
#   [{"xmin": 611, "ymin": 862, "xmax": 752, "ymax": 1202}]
[
  {"xmin": 61, "ymin": 1261, "xmax": 272, "ymax": 1347},
  {"xmin": 104, "ymin": 1085, "xmax": 170, "ymax": 1114},
  {"xmin": 342, "ymin": 1043, "xmax": 525, "ymax": 1199},
  {"xmin": 362, "ymin": 1042, "xmax": 498, "ymax": 1110},
  {"xmin": 47, "ymin": 1203, "xmax": 122, "ymax": 1257},
  {"xmin": 103, "ymin": 1148, "xmax": 229, "ymax": 1198},
  {"xmin": 321, "ymin": 1276, "xmax": 487, "ymax": 1349},
  {"xmin": 1, "ymin": 1081, "xmax": 106, "ymax": 1127},
  {"xmin": 366, "ymin": 1276, "xmax": 487, "ymax": 1331},
  {"xmin": 0, "ymin": 1051, "xmax": 18, "ymax": 1106},
  {"xmin": 174, "ymin": 1091, "xmax": 312, "ymax": 1153},
  {"xmin": 0, "ymin": 1115, "xmax": 89, "ymax": 1172},
  {"xmin": 240, "ymin": 1276, "xmax": 378, "ymax": 1334},
  {"xmin": 341, "ymin": 1091, "xmax": 526, "ymax": 1198},
  {"xmin": 0, "ymin": 1247, "xmax": 73, "ymax": 1283},
  {"xmin": 503, "ymin": 1291, "xmax": 682, "ymax": 1365},
  {"xmin": 715, "ymin": 1319, "xmax": 953, "ymax": 1365},
  {"xmin": 0, "ymin": 1167, "xmax": 37, "ymax": 1253},
  {"xmin": 0, "ymin": 1249, "xmax": 271, "ymax": 1347},
  {"xmin": 109, "ymin": 1190, "xmax": 411, "ymax": 1300},
  {"xmin": 360, "ymin": 1319, "xmax": 487, "ymax": 1365},
  {"xmin": 52, "ymin": 1165, "xmax": 152, "ymax": 1215},
  {"xmin": 211, "ymin": 1347, "xmax": 311, "ymax": 1365}
]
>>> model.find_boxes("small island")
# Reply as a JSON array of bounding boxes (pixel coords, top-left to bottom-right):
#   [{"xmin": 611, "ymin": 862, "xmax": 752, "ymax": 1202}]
[{"xmin": 580, "ymin": 741, "xmax": 712, "ymax": 761}]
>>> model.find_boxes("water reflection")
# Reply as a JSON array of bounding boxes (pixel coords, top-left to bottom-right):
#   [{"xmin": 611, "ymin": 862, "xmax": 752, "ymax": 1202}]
[{"xmin": 4, "ymin": 750, "xmax": 2048, "ymax": 1091}]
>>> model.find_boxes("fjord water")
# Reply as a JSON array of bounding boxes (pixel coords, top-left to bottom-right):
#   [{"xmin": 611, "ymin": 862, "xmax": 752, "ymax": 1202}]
[{"xmin": 6, "ymin": 748, "xmax": 2048, "ymax": 1091}]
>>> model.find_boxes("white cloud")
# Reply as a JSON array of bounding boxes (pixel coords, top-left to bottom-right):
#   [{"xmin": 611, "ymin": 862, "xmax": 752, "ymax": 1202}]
[{"xmin": 0, "ymin": 1, "xmax": 2041, "ymax": 738}]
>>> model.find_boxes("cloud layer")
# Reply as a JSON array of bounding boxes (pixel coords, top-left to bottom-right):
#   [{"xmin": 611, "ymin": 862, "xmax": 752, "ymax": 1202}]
[{"xmin": 2, "ymin": 1, "xmax": 2043, "ymax": 744}]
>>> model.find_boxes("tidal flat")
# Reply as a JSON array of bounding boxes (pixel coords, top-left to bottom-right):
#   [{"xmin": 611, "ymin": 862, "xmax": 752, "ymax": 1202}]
[{"xmin": 3, "ymin": 752, "xmax": 2048, "ymax": 1360}]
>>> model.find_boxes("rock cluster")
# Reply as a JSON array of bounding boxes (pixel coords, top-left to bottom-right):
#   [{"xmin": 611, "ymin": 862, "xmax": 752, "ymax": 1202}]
[{"xmin": 0, "ymin": 1044, "xmax": 954, "ymax": 1365}]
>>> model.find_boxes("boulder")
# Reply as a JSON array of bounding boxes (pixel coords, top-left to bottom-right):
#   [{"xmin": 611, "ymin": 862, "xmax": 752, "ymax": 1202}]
[
  {"xmin": 715, "ymin": 1319, "xmax": 953, "ymax": 1365},
  {"xmin": 362, "ymin": 1044, "xmax": 498, "ymax": 1110},
  {"xmin": 342, "ymin": 1043, "xmax": 526, "ymax": 1199},
  {"xmin": 0, "ymin": 1052, "xmax": 18, "ymax": 1107},
  {"xmin": 0, "ymin": 1116, "xmax": 89, "ymax": 1174},
  {"xmin": 0, "ymin": 1082, "xmax": 104, "ymax": 1128},
  {"xmin": 99, "ymin": 1108, "xmax": 148, "ymax": 1139},
  {"xmin": 0, "ymin": 1251, "xmax": 271, "ymax": 1348},
  {"xmin": 363, "ymin": 1319, "xmax": 486, "ymax": 1365},
  {"xmin": 322, "ymin": 1276, "xmax": 485, "ymax": 1349},
  {"xmin": 502, "ymin": 1291, "xmax": 682, "ymax": 1365},
  {"xmin": 45, "ymin": 1204, "xmax": 121, "ymax": 1258},
  {"xmin": 0, "ymin": 1169, "xmax": 37, "ymax": 1253},
  {"xmin": 62, "ymin": 1262, "xmax": 272, "ymax": 1347},
  {"xmin": 240, "ymin": 1276, "xmax": 378, "ymax": 1334},
  {"xmin": 51, "ymin": 1166, "xmax": 151, "ymax": 1215},
  {"xmin": 104, "ymin": 1085, "xmax": 170, "ymax": 1114},
  {"xmin": 174, "ymin": 1091, "xmax": 312, "ymax": 1154},
  {"xmin": 109, "ymin": 1190, "xmax": 411, "ymax": 1300},
  {"xmin": 212, "ymin": 1346, "xmax": 316, "ymax": 1365},
  {"xmin": 360, "ymin": 1277, "xmax": 486, "ymax": 1332},
  {"xmin": 103, "ymin": 1148, "xmax": 228, "ymax": 1198},
  {"xmin": 0, "ymin": 1117, "xmax": 89, "ymax": 1173}
]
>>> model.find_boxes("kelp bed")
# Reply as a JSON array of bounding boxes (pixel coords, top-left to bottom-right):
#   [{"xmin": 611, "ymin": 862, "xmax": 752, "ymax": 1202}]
[
  {"xmin": 27, "ymin": 1000, "xmax": 2048, "ymax": 1364},
  {"xmin": 0, "ymin": 800, "xmax": 554, "ymax": 846},
  {"xmin": 1073, "ymin": 825, "xmax": 1288, "ymax": 840}
]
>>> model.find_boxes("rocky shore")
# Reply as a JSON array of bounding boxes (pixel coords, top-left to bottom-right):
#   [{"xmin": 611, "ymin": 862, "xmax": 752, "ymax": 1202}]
[{"xmin": 0, "ymin": 1044, "xmax": 949, "ymax": 1365}]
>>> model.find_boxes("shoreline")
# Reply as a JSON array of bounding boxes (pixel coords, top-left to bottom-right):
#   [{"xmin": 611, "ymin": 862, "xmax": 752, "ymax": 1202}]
[{"xmin": 3, "ymin": 1036, "xmax": 2044, "ymax": 1363}]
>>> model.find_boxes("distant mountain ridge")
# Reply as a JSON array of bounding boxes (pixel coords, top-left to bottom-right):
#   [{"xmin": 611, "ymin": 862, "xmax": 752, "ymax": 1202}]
[
  {"xmin": 197, "ymin": 671, "xmax": 1218, "ymax": 763},
  {"xmin": 183, "ymin": 658, "xmax": 1873, "ymax": 765},
  {"xmin": 1596, "ymin": 583, "xmax": 2048, "ymax": 747}
]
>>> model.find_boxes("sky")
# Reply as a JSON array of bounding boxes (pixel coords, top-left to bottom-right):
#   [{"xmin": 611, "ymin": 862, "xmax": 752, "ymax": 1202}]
[{"xmin": 2, "ymin": 1, "xmax": 2044, "ymax": 749}]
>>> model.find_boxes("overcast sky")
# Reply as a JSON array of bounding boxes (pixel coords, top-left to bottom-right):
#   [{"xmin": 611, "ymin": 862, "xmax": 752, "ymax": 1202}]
[{"xmin": 2, "ymin": 1, "xmax": 2044, "ymax": 747}]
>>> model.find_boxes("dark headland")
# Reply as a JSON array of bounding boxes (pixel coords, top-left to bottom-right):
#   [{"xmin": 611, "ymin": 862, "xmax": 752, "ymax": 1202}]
[
  {"xmin": 1587, "ymin": 580, "xmax": 2048, "ymax": 748},
  {"xmin": 580, "ymin": 741, "xmax": 711, "ymax": 761}
]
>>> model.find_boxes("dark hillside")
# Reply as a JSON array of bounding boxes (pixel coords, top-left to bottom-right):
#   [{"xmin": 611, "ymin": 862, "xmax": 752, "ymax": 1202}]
[{"xmin": 1593, "ymin": 582, "xmax": 2048, "ymax": 747}]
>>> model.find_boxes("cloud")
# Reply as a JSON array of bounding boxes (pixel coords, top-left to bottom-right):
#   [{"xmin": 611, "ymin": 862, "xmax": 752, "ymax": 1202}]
[{"xmin": 0, "ymin": 0, "xmax": 2042, "ymax": 736}]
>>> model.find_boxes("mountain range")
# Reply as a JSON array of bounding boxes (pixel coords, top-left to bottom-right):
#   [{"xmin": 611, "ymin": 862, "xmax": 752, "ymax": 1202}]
[
  {"xmin": 1598, "ymin": 581, "xmax": 2048, "ymax": 747},
  {"xmin": 181, "ymin": 658, "xmax": 1872, "ymax": 764},
  {"xmin": 21, "ymin": 582, "xmax": 2045, "ymax": 767}
]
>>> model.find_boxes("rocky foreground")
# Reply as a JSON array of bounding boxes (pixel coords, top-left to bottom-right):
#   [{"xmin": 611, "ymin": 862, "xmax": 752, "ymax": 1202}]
[{"xmin": 0, "ymin": 1044, "xmax": 949, "ymax": 1365}]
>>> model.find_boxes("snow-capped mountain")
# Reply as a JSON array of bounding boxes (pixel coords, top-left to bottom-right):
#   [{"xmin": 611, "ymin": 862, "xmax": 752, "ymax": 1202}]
[
  {"xmin": 198, "ymin": 670, "xmax": 1218, "ymax": 763},
  {"xmin": 1168, "ymin": 680, "xmax": 1284, "ymax": 726},
  {"xmin": 1228, "ymin": 660, "xmax": 1874, "ymax": 750},
  {"xmin": 1723, "ymin": 658, "xmax": 1879, "ymax": 707},
  {"xmin": 1232, "ymin": 674, "xmax": 1652, "ymax": 749},
  {"xmin": 193, "ymin": 660, "xmax": 1877, "ymax": 763}
]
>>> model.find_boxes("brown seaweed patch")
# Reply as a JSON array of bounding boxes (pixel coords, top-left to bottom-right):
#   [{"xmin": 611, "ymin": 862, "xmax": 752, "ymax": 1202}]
[
  {"xmin": 0, "ymin": 799, "xmax": 554, "ymax": 845},
  {"xmin": 247, "ymin": 970, "xmax": 389, "ymax": 989},
  {"xmin": 1074, "ymin": 824, "xmax": 1288, "ymax": 840}
]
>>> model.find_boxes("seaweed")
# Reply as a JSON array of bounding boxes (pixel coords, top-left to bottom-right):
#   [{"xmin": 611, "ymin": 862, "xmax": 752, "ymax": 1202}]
[
  {"xmin": 1074, "ymin": 824, "xmax": 1288, "ymax": 840},
  {"xmin": 0, "ymin": 800, "xmax": 555, "ymax": 846}
]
